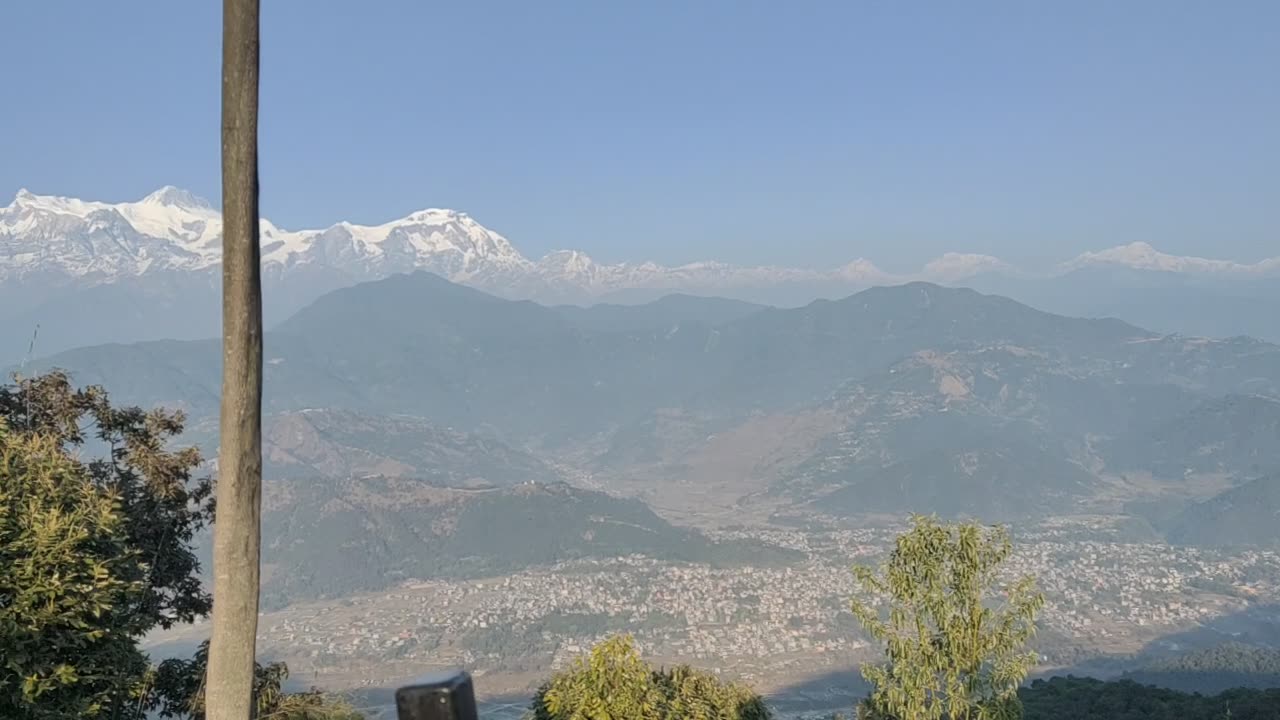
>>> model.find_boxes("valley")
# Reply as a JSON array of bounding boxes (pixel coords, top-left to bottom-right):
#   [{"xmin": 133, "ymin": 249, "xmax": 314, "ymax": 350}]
[
  {"xmin": 148, "ymin": 517, "xmax": 1280, "ymax": 717},
  {"xmin": 95, "ymin": 271, "xmax": 1280, "ymax": 716}
]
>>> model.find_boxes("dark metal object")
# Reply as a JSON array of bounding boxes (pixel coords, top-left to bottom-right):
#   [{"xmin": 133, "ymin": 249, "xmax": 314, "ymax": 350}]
[{"xmin": 395, "ymin": 670, "xmax": 479, "ymax": 720}]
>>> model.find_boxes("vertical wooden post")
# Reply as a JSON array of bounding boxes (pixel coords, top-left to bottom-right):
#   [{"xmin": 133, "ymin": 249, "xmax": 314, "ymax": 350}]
[{"xmin": 206, "ymin": 0, "xmax": 263, "ymax": 717}]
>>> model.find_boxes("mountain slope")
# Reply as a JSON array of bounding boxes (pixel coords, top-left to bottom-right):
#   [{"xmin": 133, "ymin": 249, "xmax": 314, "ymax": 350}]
[
  {"xmin": 778, "ymin": 349, "xmax": 1137, "ymax": 518},
  {"xmin": 23, "ymin": 274, "xmax": 1280, "ymax": 521},
  {"xmin": 1104, "ymin": 394, "xmax": 1280, "ymax": 481},
  {"xmin": 26, "ymin": 275, "xmax": 1280, "ymax": 436},
  {"xmin": 815, "ymin": 446, "xmax": 1097, "ymax": 520},
  {"xmin": 553, "ymin": 294, "xmax": 765, "ymax": 333},
  {"xmin": 968, "ymin": 268, "xmax": 1280, "ymax": 343},
  {"xmin": 258, "ymin": 478, "xmax": 799, "ymax": 607},
  {"xmin": 253, "ymin": 409, "xmax": 562, "ymax": 486},
  {"xmin": 1166, "ymin": 474, "xmax": 1280, "ymax": 547}
]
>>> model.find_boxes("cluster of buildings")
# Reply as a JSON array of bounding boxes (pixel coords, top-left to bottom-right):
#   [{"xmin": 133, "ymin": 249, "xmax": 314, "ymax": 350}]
[{"xmin": 250, "ymin": 519, "xmax": 1280, "ymax": 694}]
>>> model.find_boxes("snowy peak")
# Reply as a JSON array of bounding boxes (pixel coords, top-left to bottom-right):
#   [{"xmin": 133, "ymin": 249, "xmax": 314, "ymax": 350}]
[
  {"xmin": 836, "ymin": 258, "xmax": 892, "ymax": 283},
  {"xmin": 4, "ymin": 186, "xmax": 1279, "ymax": 302},
  {"xmin": 538, "ymin": 249, "xmax": 599, "ymax": 276},
  {"xmin": 0, "ymin": 187, "xmax": 534, "ymax": 282},
  {"xmin": 141, "ymin": 185, "xmax": 213, "ymax": 211},
  {"xmin": 287, "ymin": 206, "xmax": 532, "ymax": 280},
  {"xmin": 7, "ymin": 188, "xmax": 102, "ymax": 218},
  {"xmin": 1063, "ymin": 241, "xmax": 1280, "ymax": 275},
  {"xmin": 919, "ymin": 253, "xmax": 1016, "ymax": 283}
]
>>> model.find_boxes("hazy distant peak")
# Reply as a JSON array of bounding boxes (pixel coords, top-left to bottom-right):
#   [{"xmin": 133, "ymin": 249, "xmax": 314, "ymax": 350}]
[
  {"xmin": 835, "ymin": 258, "xmax": 891, "ymax": 282},
  {"xmin": 1063, "ymin": 241, "xmax": 1280, "ymax": 275},
  {"xmin": 920, "ymin": 252, "xmax": 1016, "ymax": 283}
]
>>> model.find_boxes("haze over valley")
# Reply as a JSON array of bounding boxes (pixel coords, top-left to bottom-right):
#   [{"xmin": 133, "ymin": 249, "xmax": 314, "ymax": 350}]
[{"xmin": 14, "ymin": 261, "xmax": 1280, "ymax": 715}]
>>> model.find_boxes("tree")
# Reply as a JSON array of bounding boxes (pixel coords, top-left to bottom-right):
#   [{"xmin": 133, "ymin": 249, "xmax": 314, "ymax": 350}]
[
  {"xmin": 206, "ymin": 0, "xmax": 265, "ymax": 717},
  {"xmin": 0, "ymin": 371, "xmax": 213, "ymax": 633},
  {"xmin": 152, "ymin": 641, "xmax": 362, "ymax": 720},
  {"xmin": 0, "ymin": 372, "xmax": 358, "ymax": 719},
  {"xmin": 0, "ymin": 424, "xmax": 147, "ymax": 719},
  {"xmin": 0, "ymin": 372, "xmax": 213, "ymax": 719},
  {"xmin": 850, "ymin": 515, "xmax": 1044, "ymax": 720},
  {"xmin": 531, "ymin": 634, "xmax": 771, "ymax": 720}
]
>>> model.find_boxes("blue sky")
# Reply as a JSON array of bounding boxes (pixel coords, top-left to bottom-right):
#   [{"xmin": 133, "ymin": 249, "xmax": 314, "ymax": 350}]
[{"xmin": 2, "ymin": 1, "xmax": 1276, "ymax": 270}]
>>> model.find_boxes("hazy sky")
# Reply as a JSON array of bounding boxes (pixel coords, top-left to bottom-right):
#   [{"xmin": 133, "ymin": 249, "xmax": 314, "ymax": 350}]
[{"xmin": 3, "ymin": 1, "xmax": 1277, "ymax": 271}]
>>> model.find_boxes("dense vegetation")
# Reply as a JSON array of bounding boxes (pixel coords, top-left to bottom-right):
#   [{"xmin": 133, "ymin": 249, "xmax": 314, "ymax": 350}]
[
  {"xmin": 850, "ymin": 516, "xmax": 1043, "ymax": 720},
  {"xmin": 1122, "ymin": 643, "xmax": 1280, "ymax": 695},
  {"xmin": 529, "ymin": 635, "xmax": 771, "ymax": 720},
  {"xmin": 1018, "ymin": 676, "xmax": 1280, "ymax": 720},
  {"xmin": 0, "ymin": 372, "xmax": 358, "ymax": 719},
  {"xmin": 152, "ymin": 640, "xmax": 361, "ymax": 720},
  {"xmin": 530, "ymin": 638, "xmax": 1280, "ymax": 720}
]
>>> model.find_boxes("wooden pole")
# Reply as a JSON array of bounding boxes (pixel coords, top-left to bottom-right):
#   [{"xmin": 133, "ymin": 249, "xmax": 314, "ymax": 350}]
[{"xmin": 206, "ymin": 0, "xmax": 263, "ymax": 717}]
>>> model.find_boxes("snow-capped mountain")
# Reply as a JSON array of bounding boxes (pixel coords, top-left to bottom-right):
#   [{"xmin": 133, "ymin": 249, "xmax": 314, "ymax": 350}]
[
  {"xmin": 1062, "ymin": 241, "xmax": 1280, "ymax": 276},
  {"xmin": 6, "ymin": 187, "xmax": 1279, "ymax": 300},
  {"xmin": 0, "ymin": 187, "xmax": 904, "ymax": 297},
  {"xmin": 3, "ymin": 185, "xmax": 1280, "ymax": 365},
  {"xmin": 0, "ymin": 187, "xmax": 963, "ymax": 306},
  {"xmin": 1, "ymin": 187, "xmax": 222, "ymax": 278},
  {"xmin": 0, "ymin": 187, "xmax": 533, "ymax": 286}
]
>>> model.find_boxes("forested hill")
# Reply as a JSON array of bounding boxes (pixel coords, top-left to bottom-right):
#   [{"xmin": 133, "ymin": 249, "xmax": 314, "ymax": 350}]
[
  {"xmin": 1020, "ymin": 676, "xmax": 1280, "ymax": 720},
  {"xmin": 1121, "ymin": 642, "xmax": 1280, "ymax": 695}
]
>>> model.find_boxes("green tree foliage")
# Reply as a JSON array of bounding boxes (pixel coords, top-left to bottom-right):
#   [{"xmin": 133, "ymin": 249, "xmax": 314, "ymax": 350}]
[
  {"xmin": 850, "ymin": 515, "xmax": 1045, "ymax": 720},
  {"xmin": 1122, "ymin": 642, "xmax": 1280, "ymax": 695},
  {"xmin": 530, "ymin": 634, "xmax": 771, "ymax": 720},
  {"xmin": 1018, "ymin": 676, "xmax": 1280, "ymax": 720},
  {"xmin": 0, "ymin": 371, "xmax": 214, "ymax": 632},
  {"xmin": 0, "ymin": 425, "xmax": 149, "ymax": 718},
  {"xmin": 151, "ymin": 640, "xmax": 362, "ymax": 720},
  {"xmin": 0, "ymin": 371, "xmax": 360, "ymax": 719},
  {"xmin": 0, "ymin": 370, "xmax": 211, "ymax": 719}
]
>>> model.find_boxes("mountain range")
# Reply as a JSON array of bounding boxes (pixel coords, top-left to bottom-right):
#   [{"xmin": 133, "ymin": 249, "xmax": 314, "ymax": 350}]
[
  {"xmin": 4, "ymin": 187, "xmax": 1280, "ymax": 364},
  {"xmin": 14, "ymin": 268, "xmax": 1280, "ymax": 604},
  {"xmin": 22, "ymin": 273, "xmax": 1280, "ymax": 523}
]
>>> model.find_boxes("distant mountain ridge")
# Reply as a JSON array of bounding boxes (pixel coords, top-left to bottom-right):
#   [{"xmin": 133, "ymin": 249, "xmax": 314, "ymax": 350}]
[
  {"xmin": 23, "ymin": 274, "xmax": 1280, "ymax": 523},
  {"xmin": 6, "ymin": 187, "xmax": 1278, "ymax": 291},
  {"xmin": 5, "ymin": 186, "xmax": 1280, "ymax": 364}
]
